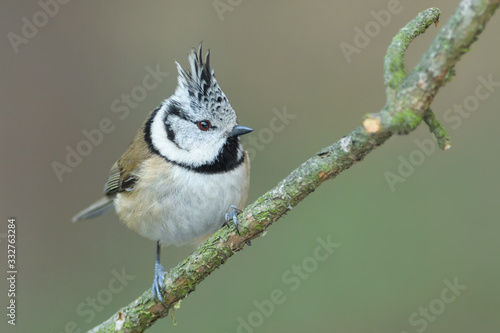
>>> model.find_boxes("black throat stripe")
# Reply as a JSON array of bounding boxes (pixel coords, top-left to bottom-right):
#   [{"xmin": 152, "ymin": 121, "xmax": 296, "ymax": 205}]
[{"xmin": 144, "ymin": 105, "xmax": 244, "ymax": 174}]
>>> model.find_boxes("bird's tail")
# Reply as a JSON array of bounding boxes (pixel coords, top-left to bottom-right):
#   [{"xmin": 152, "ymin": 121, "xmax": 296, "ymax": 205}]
[{"xmin": 72, "ymin": 196, "xmax": 114, "ymax": 222}]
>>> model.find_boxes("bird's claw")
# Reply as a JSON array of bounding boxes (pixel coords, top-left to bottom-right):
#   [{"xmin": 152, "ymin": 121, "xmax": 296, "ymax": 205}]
[
  {"xmin": 225, "ymin": 205, "xmax": 251, "ymax": 246},
  {"xmin": 225, "ymin": 205, "xmax": 242, "ymax": 234},
  {"xmin": 152, "ymin": 262, "xmax": 168, "ymax": 308}
]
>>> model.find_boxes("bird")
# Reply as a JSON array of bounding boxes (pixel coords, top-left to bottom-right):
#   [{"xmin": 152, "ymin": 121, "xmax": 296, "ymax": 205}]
[{"xmin": 72, "ymin": 45, "xmax": 253, "ymax": 306}]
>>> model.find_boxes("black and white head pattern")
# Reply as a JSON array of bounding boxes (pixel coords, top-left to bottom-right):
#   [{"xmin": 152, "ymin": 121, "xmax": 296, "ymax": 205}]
[{"xmin": 146, "ymin": 46, "xmax": 245, "ymax": 174}]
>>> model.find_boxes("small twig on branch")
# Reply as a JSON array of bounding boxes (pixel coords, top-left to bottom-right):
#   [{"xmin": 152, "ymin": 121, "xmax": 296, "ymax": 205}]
[
  {"xmin": 90, "ymin": 1, "xmax": 499, "ymax": 332},
  {"xmin": 384, "ymin": 8, "xmax": 441, "ymax": 99},
  {"xmin": 423, "ymin": 109, "xmax": 451, "ymax": 150}
]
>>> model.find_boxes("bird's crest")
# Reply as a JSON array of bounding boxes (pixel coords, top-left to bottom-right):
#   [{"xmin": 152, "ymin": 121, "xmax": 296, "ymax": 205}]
[{"xmin": 174, "ymin": 45, "xmax": 230, "ymax": 117}]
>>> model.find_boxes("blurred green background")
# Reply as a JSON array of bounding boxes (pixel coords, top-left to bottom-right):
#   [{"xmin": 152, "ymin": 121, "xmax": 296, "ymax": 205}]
[{"xmin": 1, "ymin": 1, "xmax": 499, "ymax": 332}]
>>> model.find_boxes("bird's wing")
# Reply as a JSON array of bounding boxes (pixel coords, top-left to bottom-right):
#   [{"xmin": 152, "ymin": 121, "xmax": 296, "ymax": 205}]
[{"xmin": 103, "ymin": 161, "xmax": 122, "ymax": 195}]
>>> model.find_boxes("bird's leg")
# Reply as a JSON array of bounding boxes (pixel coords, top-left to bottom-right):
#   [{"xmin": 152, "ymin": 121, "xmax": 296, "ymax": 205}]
[
  {"xmin": 224, "ymin": 205, "xmax": 251, "ymax": 246},
  {"xmin": 224, "ymin": 205, "xmax": 242, "ymax": 234},
  {"xmin": 152, "ymin": 240, "xmax": 168, "ymax": 307}
]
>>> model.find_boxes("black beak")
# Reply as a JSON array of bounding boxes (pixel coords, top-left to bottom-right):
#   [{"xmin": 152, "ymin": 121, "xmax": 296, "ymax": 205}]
[{"xmin": 229, "ymin": 125, "xmax": 253, "ymax": 137}]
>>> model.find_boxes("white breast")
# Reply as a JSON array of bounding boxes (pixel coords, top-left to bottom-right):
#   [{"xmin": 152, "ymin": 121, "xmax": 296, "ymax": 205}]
[{"xmin": 114, "ymin": 155, "xmax": 249, "ymax": 246}]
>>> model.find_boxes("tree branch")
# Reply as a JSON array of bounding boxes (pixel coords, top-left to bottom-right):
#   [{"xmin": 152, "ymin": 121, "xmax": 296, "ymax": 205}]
[{"xmin": 89, "ymin": 1, "xmax": 499, "ymax": 331}]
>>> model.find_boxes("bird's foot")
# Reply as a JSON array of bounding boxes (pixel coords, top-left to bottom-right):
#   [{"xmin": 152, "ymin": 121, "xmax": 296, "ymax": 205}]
[
  {"xmin": 152, "ymin": 261, "xmax": 168, "ymax": 308},
  {"xmin": 224, "ymin": 205, "xmax": 251, "ymax": 246}
]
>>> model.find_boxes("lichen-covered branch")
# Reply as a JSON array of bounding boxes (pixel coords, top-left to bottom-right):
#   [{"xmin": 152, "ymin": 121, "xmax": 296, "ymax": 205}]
[
  {"xmin": 423, "ymin": 109, "xmax": 451, "ymax": 150},
  {"xmin": 384, "ymin": 8, "xmax": 441, "ymax": 100},
  {"xmin": 89, "ymin": 1, "xmax": 499, "ymax": 332}
]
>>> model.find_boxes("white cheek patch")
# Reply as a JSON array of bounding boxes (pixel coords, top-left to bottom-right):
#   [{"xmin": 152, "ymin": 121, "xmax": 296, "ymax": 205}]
[{"xmin": 150, "ymin": 103, "xmax": 223, "ymax": 167}]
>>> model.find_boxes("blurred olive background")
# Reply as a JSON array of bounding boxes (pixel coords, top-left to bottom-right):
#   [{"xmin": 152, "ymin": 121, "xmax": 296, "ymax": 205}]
[{"xmin": 1, "ymin": 1, "xmax": 500, "ymax": 332}]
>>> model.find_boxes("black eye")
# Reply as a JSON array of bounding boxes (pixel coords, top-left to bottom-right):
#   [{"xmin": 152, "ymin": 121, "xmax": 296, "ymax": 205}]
[{"xmin": 197, "ymin": 120, "xmax": 211, "ymax": 131}]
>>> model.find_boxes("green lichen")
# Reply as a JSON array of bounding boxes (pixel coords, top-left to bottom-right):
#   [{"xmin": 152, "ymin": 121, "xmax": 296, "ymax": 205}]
[
  {"xmin": 384, "ymin": 8, "xmax": 441, "ymax": 93},
  {"xmin": 391, "ymin": 110, "xmax": 422, "ymax": 135},
  {"xmin": 444, "ymin": 67, "xmax": 456, "ymax": 83},
  {"xmin": 254, "ymin": 223, "xmax": 264, "ymax": 231},
  {"xmin": 423, "ymin": 108, "xmax": 451, "ymax": 150}
]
